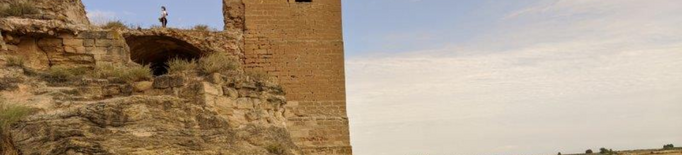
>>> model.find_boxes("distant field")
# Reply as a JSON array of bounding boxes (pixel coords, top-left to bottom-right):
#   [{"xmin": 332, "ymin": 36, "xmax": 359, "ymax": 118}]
[{"xmin": 565, "ymin": 148, "xmax": 682, "ymax": 155}]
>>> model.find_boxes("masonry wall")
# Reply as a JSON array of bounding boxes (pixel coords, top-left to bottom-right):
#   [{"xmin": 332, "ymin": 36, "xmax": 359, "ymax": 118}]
[
  {"xmin": 234, "ymin": 0, "xmax": 351, "ymax": 154},
  {"xmin": 1, "ymin": 30, "xmax": 130, "ymax": 69}
]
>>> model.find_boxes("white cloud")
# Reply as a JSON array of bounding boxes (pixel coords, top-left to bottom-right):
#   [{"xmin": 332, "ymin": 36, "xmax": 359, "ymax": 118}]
[
  {"xmin": 86, "ymin": 10, "xmax": 118, "ymax": 25},
  {"xmin": 348, "ymin": 1, "xmax": 682, "ymax": 155}
]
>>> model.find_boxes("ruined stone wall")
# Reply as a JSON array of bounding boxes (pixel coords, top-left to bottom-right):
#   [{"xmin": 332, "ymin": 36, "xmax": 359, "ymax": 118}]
[
  {"xmin": 0, "ymin": 0, "xmax": 90, "ymax": 25},
  {"xmin": 1, "ymin": 19, "xmax": 129, "ymax": 69},
  {"xmin": 229, "ymin": 0, "xmax": 351, "ymax": 154}
]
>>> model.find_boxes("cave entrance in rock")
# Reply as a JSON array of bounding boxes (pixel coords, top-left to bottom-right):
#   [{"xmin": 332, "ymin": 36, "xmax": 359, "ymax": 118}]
[{"xmin": 125, "ymin": 36, "xmax": 203, "ymax": 76}]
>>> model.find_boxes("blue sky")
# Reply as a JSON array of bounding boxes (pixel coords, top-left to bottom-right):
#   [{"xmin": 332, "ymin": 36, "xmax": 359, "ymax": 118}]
[{"xmin": 83, "ymin": 0, "xmax": 682, "ymax": 155}]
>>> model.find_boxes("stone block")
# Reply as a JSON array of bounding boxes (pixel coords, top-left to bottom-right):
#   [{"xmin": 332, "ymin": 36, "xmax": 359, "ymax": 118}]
[
  {"xmin": 208, "ymin": 73, "xmax": 223, "ymax": 84},
  {"xmin": 37, "ymin": 38, "xmax": 63, "ymax": 47},
  {"xmin": 83, "ymin": 39, "xmax": 95, "ymax": 47},
  {"xmin": 121, "ymin": 84, "xmax": 134, "ymax": 95},
  {"xmin": 77, "ymin": 31, "xmax": 107, "ymax": 39},
  {"xmin": 237, "ymin": 89, "xmax": 250, "ymax": 98},
  {"xmin": 133, "ymin": 81, "xmax": 153, "ymax": 92},
  {"xmin": 222, "ymin": 86, "xmax": 239, "ymax": 99},
  {"xmin": 63, "ymin": 39, "xmax": 83, "ymax": 46},
  {"xmin": 235, "ymin": 98, "xmax": 253, "ymax": 109},
  {"xmin": 95, "ymin": 39, "xmax": 113, "ymax": 47},
  {"xmin": 202, "ymin": 82, "xmax": 222, "ymax": 96},
  {"xmin": 153, "ymin": 75, "xmax": 185, "ymax": 89},
  {"xmin": 104, "ymin": 85, "xmax": 121, "ymax": 96},
  {"xmin": 66, "ymin": 54, "xmax": 95, "ymax": 63},
  {"xmin": 64, "ymin": 46, "xmax": 86, "ymax": 53}
]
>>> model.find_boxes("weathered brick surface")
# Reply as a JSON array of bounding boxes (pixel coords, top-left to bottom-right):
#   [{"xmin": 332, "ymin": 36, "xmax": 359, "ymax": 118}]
[{"xmin": 232, "ymin": 0, "xmax": 351, "ymax": 154}]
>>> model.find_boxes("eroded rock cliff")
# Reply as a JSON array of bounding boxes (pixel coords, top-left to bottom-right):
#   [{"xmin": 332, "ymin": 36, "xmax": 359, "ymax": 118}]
[
  {"xmin": 0, "ymin": 1, "xmax": 302, "ymax": 154},
  {"xmin": 0, "ymin": 59, "xmax": 301, "ymax": 154}
]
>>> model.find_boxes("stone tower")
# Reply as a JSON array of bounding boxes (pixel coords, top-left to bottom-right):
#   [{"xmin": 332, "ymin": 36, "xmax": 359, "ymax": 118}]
[{"xmin": 224, "ymin": 0, "xmax": 351, "ymax": 154}]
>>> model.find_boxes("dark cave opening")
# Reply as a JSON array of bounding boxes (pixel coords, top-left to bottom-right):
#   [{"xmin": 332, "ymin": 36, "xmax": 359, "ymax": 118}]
[{"xmin": 125, "ymin": 36, "xmax": 203, "ymax": 76}]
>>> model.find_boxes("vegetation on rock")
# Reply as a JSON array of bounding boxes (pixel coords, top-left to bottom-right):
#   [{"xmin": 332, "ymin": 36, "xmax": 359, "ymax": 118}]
[
  {"xmin": 5, "ymin": 56, "xmax": 24, "ymax": 68},
  {"xmin": 0, "ymin": 100, "xmax": 31, "ymax": 131},
  {"xmin": 198, "ymin": 52, "xmax": 240, "ymax": 75},
  {"xmin": 0, "ymin": 99, "xmax": 32, "ymax": 155},
  {"xmin": 41, "ymin": 66, "xmax": 88, "ymax": 83},
  {"xmin": 41, "ymin": 64, "xmax": 152, "ymax": 83},
  {"xmin": 167, "ymin": 57, "xmax": 197, "ymax": 74},
  {"xmin": 101, "ymin": 20, "xmax": 128, "ymax": 30},
  {"xmin": 93, "ymin": 64, "xmax": 152, "ymax": 83},
  {"xmin": 265, "ymin": 143, "xmax": 286, "ymax": 155},
  {"xmin": 192, "ymin": 24, "xmax": 213, "ymax": 32},
  {"xmin": 0, "ymin": 2, "xmax": 38, "ymax": 17},
  {"xmin": 0, "ymin": 74, "xmax": 23, "ymax": 91}
]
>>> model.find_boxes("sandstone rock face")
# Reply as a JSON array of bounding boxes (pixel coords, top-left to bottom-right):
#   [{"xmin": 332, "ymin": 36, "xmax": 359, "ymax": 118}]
[
  {"xmin": 0, "ymin": 0, "xmax": 90, "ymax": 25},
  {"xmin": 1, "ymin": 66, "xmax": 301, "ymax": 154}
]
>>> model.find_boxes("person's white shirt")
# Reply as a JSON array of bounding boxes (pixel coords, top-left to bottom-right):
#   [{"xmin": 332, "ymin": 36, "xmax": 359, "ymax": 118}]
[{"xmin": 162, "ymin": 10, "xmax": 168, "ymax": 18}]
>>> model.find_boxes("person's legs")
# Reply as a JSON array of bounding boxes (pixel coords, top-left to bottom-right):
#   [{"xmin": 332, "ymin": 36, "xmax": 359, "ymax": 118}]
[{"xmin": 162, "ymin": 18, "xmax": 167, "ymax": 28}]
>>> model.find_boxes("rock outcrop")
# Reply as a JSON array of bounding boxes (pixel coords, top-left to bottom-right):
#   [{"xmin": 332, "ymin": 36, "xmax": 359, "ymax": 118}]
[
  {"xmin": 0, "ymin": 0, "xmax": 301, "ymax": 154},
  {"xmin": 1, "ymin": 64, "xmax": 300, "ymax": 154},
  {"xmin": 0, "ymin": 0, "xmax": 90, "ymax": 25}
]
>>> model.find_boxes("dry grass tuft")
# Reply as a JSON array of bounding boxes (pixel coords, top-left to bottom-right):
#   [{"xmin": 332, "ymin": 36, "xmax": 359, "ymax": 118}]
[
  {"xmin": 264, "ymin": 143, "xmax": 286, "ymax": 155},
  {"xmin": 0, "ymin": 100, "xmax": 32, "ymax": 131},
  {"xmin": 93, "ymin": 64, "xmax": 152, "ymax": 83},
  {"xmin": 192, "ymin": 24, "xmax": 212, "ymax": 32},
  {"xmin": 5, "ymin": 56, "xmax": 25, "ymax": 67},
  {"xmin": 167, "ymin": 58, "xmax": 197, "ymax": 74},
  {"xmin": 101, "ymin": 20, "xmax": 129, "ymax": 30},
  {"xmin": 41, "ymin": 66, "xmax": 88, "ymax": 83},
  {"xmin": 0, "ymin": 2, "xmax": 38, "ymax": 17},
  {"xmin": 198, "ymin": 52, "xmax": 240, "ymax": 75}
]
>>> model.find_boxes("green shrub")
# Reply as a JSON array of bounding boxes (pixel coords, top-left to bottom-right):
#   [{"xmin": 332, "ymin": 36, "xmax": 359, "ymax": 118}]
[
  {"xmin": 0, "ymin": 2, "xmax": 38, "ymax": 17},
  {"xmin": 599, "ymin": 148, "xmax": 615, "ymax": 154},
  {"xmin": 42, "ymin": 66, "xmax": 88, "ymax": 83},
  {"xmin": 93, "ymin": 64, "xmax": 152, "ymax": 83},
  {"xmin": 664, "ymin": 144, "xmax": 675, "ymax": 150},
  {"xmin": 198, "ymin": 52, "xmax": 240, "ymax": 75},
  {"xmin": 585, "ymin": 149, "xmax": 593, "ymax": 154},
  {"xmin": 167, "ymin": 58, "xmax": 197, "ymax": 74},
  {"xmin": 264, "ymin": 144, "xmax": 285, "ymax": 155},
  {"xmin": 0, "ymin": 99, "xmax": 32, "ymax": 155},
  {"xmin": 5, "ymin": 56, "xmax": 24, "ymax": 67},
  {"xmin": 0, "ymin": 100, "xmax": 32, "ymax": 131},
  {"xmin": 193, "ymin": 24, "xmax": 212, "ymax": 32},
  {"xmin": 101, "ymin": 20, "xmax": 128, "ymax": 30}
]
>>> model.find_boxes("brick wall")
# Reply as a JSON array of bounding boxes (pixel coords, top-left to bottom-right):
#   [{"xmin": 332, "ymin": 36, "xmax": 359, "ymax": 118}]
[{"xmin": 231, "ymin": 0, "xmax": 351, "ymax": 154}]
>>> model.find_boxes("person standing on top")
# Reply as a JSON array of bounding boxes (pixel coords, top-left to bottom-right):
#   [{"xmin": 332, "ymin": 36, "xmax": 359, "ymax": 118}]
[{"xmin": 160, "ymin": 6, "xmax": 168, "ymax": 28}]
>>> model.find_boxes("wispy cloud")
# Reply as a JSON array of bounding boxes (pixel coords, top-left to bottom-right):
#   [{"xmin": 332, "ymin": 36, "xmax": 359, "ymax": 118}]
[
  {"xmin": 348, "ymin": 0, "xmax": 682, "ymax": 155},
  {"xmin": 86, "ymin": 10, "xmax": 118, "ymax": 25}
]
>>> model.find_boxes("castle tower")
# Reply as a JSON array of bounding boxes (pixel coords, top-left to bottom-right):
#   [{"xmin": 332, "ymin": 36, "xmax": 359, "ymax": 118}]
[{"xmin": 224, "ymin": 0, "xmax": 351, "ymax": 154}]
